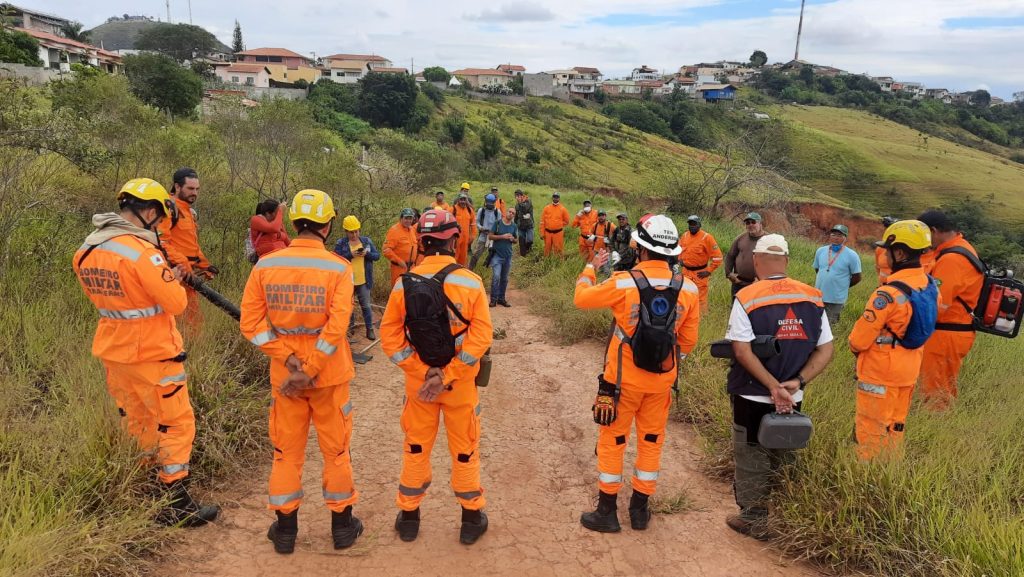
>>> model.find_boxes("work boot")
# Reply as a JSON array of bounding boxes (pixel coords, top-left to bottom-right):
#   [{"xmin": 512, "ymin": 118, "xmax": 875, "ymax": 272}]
[
  {"xmin": 725, "ymin": 509, "xmax": 770, "ymax": 541},
  {"xmin": 365, "ymin": 327, "xmax": 377, "ymax": 340},
  {"xmin": 628, "ymin": 491, "xmax": 651, "ymax": 530},
  {"xmin": 331, "ymin": 506, "xmax": 364, "ymax": 550},
  {"xmin": 157, "ymin": 479, "xmax": 220, "ymax": 528},
  {"xmin": 580, "ymin": 491, "xmax": 621, "ymax": 533},
  {"xmin": 395, "ymin": 508, "xmax": 420, "ymax": 542},
  {"xmin": 267, "ymin": 510, "xmax": 299, "ymax": 554},
  {"xmin": 498, "ymin": 299, "xmax": 512, "ymax": 308},
  {"xmin": 459, "ymin": 508, "xmax": 488, "ymax": 545},
  {"xmin": 489, "ymin": 300, "xmax": 496, "ymax": 308}
]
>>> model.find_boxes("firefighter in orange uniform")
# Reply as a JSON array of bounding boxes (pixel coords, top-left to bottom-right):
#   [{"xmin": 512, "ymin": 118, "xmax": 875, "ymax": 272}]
[
  {"xmin": 540, "ymin": 192, "xmax": 571, "ymax": 256},
  {"xmin": 916, "ymin": 210, "xmax": 985, "ymax": 410},
  {"xmin": 588, "ymin": 210, "xmax": 615, "ymax": 263},
  {"xmin": 431, "ymin": 191, "xmax": 453, "ymax": 213},
  {"xmin": 849, "ymin": 220, "xmax": 938, "ymax": 459},
  {"xmin": 73, "ymin": 178, "xmax": 218, "ymax": 527},
  {"xmin": 573, "ymin": 214, "xmax": 700, "ymax": 533},
  {"xmin": 380, "ymin": 209, "xmax": 494, "ymax": 545},
  {"xmin": 383, "ymin": 208, "xmax": 419, "ymax": 287},
  {"xmin": 453, "ymin": 194, "xmax": 477, "ymax": 266},
  {"xmin": 680, "ymin": 215, "xmax": 724, "ymax": 312},
  {"xmin": 157, "ymin": 168, "xmax": 216, "ymax": 332},
  {"xmin": 240, "ymin": 189, "xmax": 363, "ymax": 554},
  {"xmin": 571, "ymin": 199, "xmax": 599, "ymax": 259}
]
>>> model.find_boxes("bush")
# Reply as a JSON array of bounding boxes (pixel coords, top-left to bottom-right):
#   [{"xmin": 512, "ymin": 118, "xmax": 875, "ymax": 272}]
[
  {"xmin": 479, "ymin": 128, "xmax": 502, "ymax": 160},
  {"xmin": 420, "ymin": 81, "xmax": 444, "ymax": 105},
  {"xmin": 601, "ymin": 101, "xmax": 673, "ymax": 139},
  {"xmin": 443, "ymin": 113, "xmax": 466, "ymax": 144},
  {"xmin": 404, "ymin": 92, "xmax": 433, "ymax": 134},
  {"xmin": 123, "ymin": 53, "xmax": 202, "ymax": 118},
  {"xmin": 421, "ymin": 66, "xmax": 450, "ymax": 83},
  {"xmin": 357, "ymin": 72, "xmax": 419, "ymax": 129},
  {"xmin": 0, "ymin": 28, "xmax": 43, "ymax": 66}
]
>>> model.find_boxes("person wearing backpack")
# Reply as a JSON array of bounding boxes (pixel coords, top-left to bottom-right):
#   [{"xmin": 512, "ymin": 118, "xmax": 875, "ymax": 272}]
[
  {"xmin": 573, "ymin": 214, "xmax": 701, "ymax": 533},
  {"xmin": 916, "ymin": 210, "xmax": 985, "ymax": 410},
  {"xmin": 379, "ymin": 209, "xmax": 494, "ymax": 545},
  {"xmin": 849, "ymin": 220, "xmax": 939, "ymax": 460},
  {"xmin": 468, "ymin": 194, "xmax": 501, "ymax": 270}
]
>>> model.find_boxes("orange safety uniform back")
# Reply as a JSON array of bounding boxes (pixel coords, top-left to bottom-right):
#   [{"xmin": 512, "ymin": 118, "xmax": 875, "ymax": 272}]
[
  {"xmin": 848, "ymin": 267, "xmax": 936, "ymax": 387},
  {"xmin": 74, "ymin": 234, "xmax": 187, "ymax": 364},
  {"xmin": 875, "ymin": 246, "xmax": 892, "ymax": 284},
  {"xmin": 681, "ymin": 230, "xmax": 724, "ymax": 272},
  {"xmin": 541, "ymin": 203, "xmax": 570, "ymax": 232},
  {"xmin": 240, "ymin": 238, "xmax": 355, "ymax": 387},
  {"xmin": 380, "ymin": 255, "xmax": 493, "ymax": 384},
  {"xmin": 932, "ymin": 234, "xmax": 983, "ymax": 327},
  {"xmin": 157, "ymin": 198, "xmax": 209, "ymax": 272},
  {"xmin": 574, "ymin": 260, "xmax": 701, "ymax": 393},
  {"xmin": 383, "ymin": 222, "xmax": 419, "ymax": 268}
]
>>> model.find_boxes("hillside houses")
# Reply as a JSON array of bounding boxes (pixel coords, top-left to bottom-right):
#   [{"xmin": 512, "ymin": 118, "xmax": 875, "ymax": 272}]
[{"xmin": 234, "ymin": 48, "xmax": 317, "ymax": 84}]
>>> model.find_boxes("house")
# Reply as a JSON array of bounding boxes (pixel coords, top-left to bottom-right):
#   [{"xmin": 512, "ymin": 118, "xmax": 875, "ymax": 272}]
[
  {"xmin": 3, "ymin": 4, "xmax": 70, "ymax": 36},
  {"xmin": 322, "ymin": 54, "xmax": 394, "ymax": 83},
  {"xmin": 874, "ymin": 76, "xmax": 894, "ymax": 92},
  {"xmin": 601, "ymin": 80, "xmax": 642, "ymax": 97},
  {"xmin": 497, "ymin": 64, "xmax": 526, "ymax": 76},
  {"xmin": 215, "ymin": 63, "xmax": 271, "ymax": 88},
  {"xmin": 696, "ymin": 83, "xmax": 737, "ymax": 103},
  {"xmin": 234, "ymin": 48, "xmax": 317, "ymax": 85},
  {"xmin": 451, "ymin": 68, "xmax": 511, "ymax": 89},
  {"xmin": 663, "ymin": 76, "xmax": 696, "ymax": 95},
  {"xmin": 569, "ymin": 67, "xmax": 602, "ymax": 98},
  {"xmin": 678, "ymin": 65, "xmax": 698, "ymax": 77},
  {"xmin": 14, "ymin": 27, "xmax": 123, "ymax": 73},
  {"xmin": 545, "ymin": 69, "xmax": 575, "ymax": 87},
  {"xmin": 631, "ymin": 65, "xmax": 659, "ymax": 81},
  {"xmin": 897, "ymin": 81, "xmax": 926, "ymax": 99},
  {"xmin": 925, "ymin": 88, "xmax": 950, "ymax": 100}
]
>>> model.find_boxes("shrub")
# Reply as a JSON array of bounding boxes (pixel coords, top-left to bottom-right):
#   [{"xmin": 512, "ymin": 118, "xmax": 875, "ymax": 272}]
[
  {"xmin": 420, "ymin": 81, "xmax": 444, "ymax": 105},
  {"xmin": 479, "ymin": 128, "xmax": 502, "ymax": 160},
  {"xmin": 357, "ymin": 72, "xmax": 419, "ymax": 129},
  {"xmin": 443, "ymin": 113, "xmax": 466, "ymax": 144},
  {"xmin": 0, "ymin": 27, "xmax": 43, "ymax": 66},
  {"xmin": 421, "ymin": 66, "xmax": 450, "ymax": 83},
  {"xmin": 123, "ymin": 53, "xmax": 202, "ymax": 118}
]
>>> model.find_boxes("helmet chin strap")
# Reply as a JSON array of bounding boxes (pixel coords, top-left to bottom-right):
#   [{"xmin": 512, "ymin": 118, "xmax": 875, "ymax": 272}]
[
  {"xmin": 131, "ymin": 206, "xmax": 161, "ymax": 231},
  {"xmin": 312, "ymin": 221, "xmax": 332, "ymax": 243}
]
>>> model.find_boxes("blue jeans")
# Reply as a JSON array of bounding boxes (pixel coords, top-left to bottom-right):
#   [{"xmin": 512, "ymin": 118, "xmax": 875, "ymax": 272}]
[
  {"xmin": 490, "ymin": 254, "xmax": 512, "ymax": 302},
  {"xmin": 350, "ymin": 283, "xmax": 373, "ymax": 329}
]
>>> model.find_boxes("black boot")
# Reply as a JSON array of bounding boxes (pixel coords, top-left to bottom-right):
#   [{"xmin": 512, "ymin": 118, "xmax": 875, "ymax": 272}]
[
  {"xmin": 157, "ymin": 479, "xmax": 220, "ymax": 528},
  {"xmin": 459, "ymin": 508, "xmax": 488, "ymax": 545},
  {"xmin": 628, "ymin": 491, "xmax": 651, "ymax": 530},
  {"xmin": 331, "ymin": 506, "xmax": 364, "ymax": 550},
  {"xmin": 267, "ymin": 510, "xmax": 298, "ymax": 554},
  {"xmin": 395, "ymin": 508, "xmax": 420, "ymax": 542},
  {"xmin": 580, "ymin": 491, "xmax": 621, "ymax": 533},
  {"xmin": 365, "ymin": 327, "xmax": 377, "ymax": 340}
]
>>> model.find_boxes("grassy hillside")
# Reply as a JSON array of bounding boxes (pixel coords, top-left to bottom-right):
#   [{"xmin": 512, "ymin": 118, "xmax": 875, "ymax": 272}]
[{"xmin": 773, "ymin": 104, "xmax": 1024, "ymax": 226}]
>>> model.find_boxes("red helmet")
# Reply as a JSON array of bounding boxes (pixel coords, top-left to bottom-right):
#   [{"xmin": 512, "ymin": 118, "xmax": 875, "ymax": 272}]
[{"xmin": 418, "ymin": 209, "xmax": 460, "ymax": 240}]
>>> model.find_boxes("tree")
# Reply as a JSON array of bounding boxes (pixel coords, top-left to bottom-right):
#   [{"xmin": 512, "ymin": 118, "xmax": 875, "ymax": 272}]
[
  {"xmin": 135, "ymin": 23, "xmax": 219, "ymax": 62},
  {"xmin": 231, "ymin": 20, "xmax": 244, "ymax": 54},
  {"xmin": 357, "ymin": 72, "xmax": 419, "ymax": 129},
  {"xmin": 0, "ymin": 28, "xmax": 43, "ymax": 66},
  {"xmin": 60, "ymin": 21, "xmax": 90, "ymax": 43},
  {"xmin": 123, "ymin": 53, "xmax": 202, "ymax": 117},
  {"xmin": 509, "ymin": 74, "xmax": 524, "ymax": 96},
  {"xmin": 479, "ymin": 128, "xmax": 502, "ymax": 160},
  {"xmin": 443, "ymin": 113, "xmax": 466, "ymax": 144},
  {"xmin": 970, "ymin": 89, "xmax": 992, "ymax": 108},
  {"xmin": 421, "ymin": 66, "xmax": 450, "ymax": 83},
  {"xmin": 749, "ymin": 50, "xmax": 768, "ymax": 68},
  {"xmin": 799, "ymin": 65, "xmax": 815, "ymax": 86}
]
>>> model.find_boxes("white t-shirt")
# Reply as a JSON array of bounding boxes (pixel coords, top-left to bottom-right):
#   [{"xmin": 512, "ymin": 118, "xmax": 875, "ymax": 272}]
[{"xmin": 725, "ymin": 298, "xmax": 833, "ymax": 404}]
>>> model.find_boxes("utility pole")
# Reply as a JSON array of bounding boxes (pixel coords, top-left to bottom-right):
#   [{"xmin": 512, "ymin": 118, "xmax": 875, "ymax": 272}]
[
  {"xmin": 166, "ymin": 0, "xmax": 172, "ymax": 24},
  {"xmin": 188, "ymin": 0, "xmax": 193, "ymax": 24},
  {"xmin": 794, "ymin": 0, "xmax": 806, "ymax": 61}
]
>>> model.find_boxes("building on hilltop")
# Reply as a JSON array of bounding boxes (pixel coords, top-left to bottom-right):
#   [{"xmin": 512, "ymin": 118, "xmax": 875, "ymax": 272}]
[
  {"xmin": 3, "ymin": 4, "xmax": 70, "ymax": 36},
  {"xmin": 497, "ymin": 64, "xmax": 526, "ymax": 76},
  {"xmin": 631, "ymin": 65, "xmax": 659, "ymax": 81},
  {"xmin": 234, "ymin": 47, "xmax": 317, "ymax": 85},
  {"xmin": 322, "ymin": 54, "xmax": 394, "ymax": 83},
  {"xmin": 695, "ymin": 83, "xmax": 737, "ymax": 104},
  {"xmin": 215, "ymin": 63, "xmax": 271, "ymax": 88},
  {"xmin": 451, "ymin": 67, "xmax": 512, "ymax": 89}
]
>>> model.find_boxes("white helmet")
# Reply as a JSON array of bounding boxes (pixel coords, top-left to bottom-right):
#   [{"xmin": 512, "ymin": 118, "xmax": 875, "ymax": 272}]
[{"xmin": 631, "ymin": 214, "xmax": 682, "ymax": 256}]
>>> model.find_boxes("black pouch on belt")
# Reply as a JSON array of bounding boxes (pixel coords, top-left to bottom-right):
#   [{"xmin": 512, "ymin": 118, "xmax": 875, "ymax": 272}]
[{"xmin": 757, "ymin": 411, "xmax": 813, "ymax": 450}]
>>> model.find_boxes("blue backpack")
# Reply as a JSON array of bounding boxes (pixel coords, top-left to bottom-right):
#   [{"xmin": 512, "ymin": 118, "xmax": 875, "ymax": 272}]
[{"xmin": 886, "ymin": 278, "xmax": 939, "ymax": 349}]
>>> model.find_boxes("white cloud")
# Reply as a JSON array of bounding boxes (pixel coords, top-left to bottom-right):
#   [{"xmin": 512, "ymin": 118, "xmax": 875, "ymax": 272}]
[{"xmin": 464, "ymin": 2, "xmax": 556, "ymax": 22}]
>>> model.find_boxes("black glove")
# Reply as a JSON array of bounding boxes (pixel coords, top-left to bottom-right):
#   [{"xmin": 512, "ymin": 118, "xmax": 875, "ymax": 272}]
[{"xmin": 592, "ymin": 375, "xmax": 619, "ymax": 426}]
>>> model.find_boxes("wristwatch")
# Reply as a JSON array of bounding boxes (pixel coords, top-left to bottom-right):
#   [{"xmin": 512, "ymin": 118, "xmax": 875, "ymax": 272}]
[{"xmin": 797, "ymin": 374, "xmax": 807, "ymax": 387}]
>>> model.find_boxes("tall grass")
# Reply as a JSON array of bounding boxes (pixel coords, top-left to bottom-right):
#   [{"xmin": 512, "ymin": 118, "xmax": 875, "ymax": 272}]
[{"xmin": 518, "ymin": 217, "xmax": 1024, "ymax": 576}]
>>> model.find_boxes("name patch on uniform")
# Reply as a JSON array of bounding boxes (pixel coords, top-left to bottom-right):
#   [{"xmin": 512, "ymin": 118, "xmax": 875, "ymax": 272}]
[
  {"xmin": 775, "ymin": 307, "xmax": 809, "ymax": 340},
  {"xmin": 77, "ymin": 267, "xmax": 124, "ymax": 297},
  {"xmin": 264, "ymin": 284, "xmax": 327, "ymax": 314}
]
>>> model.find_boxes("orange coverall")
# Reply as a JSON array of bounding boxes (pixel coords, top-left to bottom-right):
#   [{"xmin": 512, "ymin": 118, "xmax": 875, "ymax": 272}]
[
  {"xmin": 848, "ymin": 267, "xmax": 937, "ymax": 460},
  {"xmin": 571, "ymin": 210, "xmax": 598, "ymax": 258},
  {"xmin": 453, "ymin": 205, "xmax": 477, "ymax": 266},
  {"xmin": 158, "ymin": 197, "xmax": 211, "ymax": 330},
  {"xmin": 73, "ymin": 232, "xmax": 194, "ymax": 484},
  {"xmin": 588, "ymin": 220, "xmax": 615, "ymax": 262},
  {"xmin": 919, "ymin": 234, "xmax": 983, "ymax": 409},
  {"xmin": 574, "ymin": 260, "xmax": 700, "ymax": 496},
  {"xmin": 432, "ymin": 201, "xmax": 453, "ymax": 213},
  {"xmin": 680, "ymin": 229, "xmax": 724, "ymax": 312},
  {"xmin": 380, "ymin": 255, "xmax": 494, "ymax": 512},
  {"xmin": 540, "ymin": 203, "xmax": 570, "ymax": 256},
  {"xmin": 383, "ymin": 221, "xmax": 419, "ymax": 287},
  {"xmin": 240, "ymin": 238, "xmax": 357, "ymax": 514}
]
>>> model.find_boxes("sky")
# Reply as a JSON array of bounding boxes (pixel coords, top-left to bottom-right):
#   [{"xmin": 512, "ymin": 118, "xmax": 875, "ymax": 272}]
[{"xmin": 43, "ymin": 0, "xmax": 1024, "ymax": 98}]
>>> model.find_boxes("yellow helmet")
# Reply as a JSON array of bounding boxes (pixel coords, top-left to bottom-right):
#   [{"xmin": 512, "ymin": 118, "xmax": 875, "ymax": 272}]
[
  {"xmin": 289, "ymin": 189, "xmax": 336, "ymax": 224},
  {"xmin": 876, "ymin": 219, "xmax": 931, "ymax": 251},
  {"xmin": 117, "ymin": 178, "xmax": 174, "ymax": 219},
  {"xmin": 342, "ymin": 215, "xmax": 361, "ymax": 231},
  {"xmin": 460, "ymin": 182, "xmax": 471, "ymax": 191}
]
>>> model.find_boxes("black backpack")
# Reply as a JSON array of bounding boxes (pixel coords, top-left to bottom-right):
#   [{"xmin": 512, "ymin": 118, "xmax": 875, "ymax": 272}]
[
  {"xmin": 402, "ymin": 263, "xmax": 471, "ymax": 367},
  {"xmin": 627, "ymin": 270, "xmax": 683, "ymax": 374}
]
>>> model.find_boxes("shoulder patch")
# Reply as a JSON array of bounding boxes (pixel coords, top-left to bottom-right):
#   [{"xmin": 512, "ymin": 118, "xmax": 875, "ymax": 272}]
[
  {"xmin": 162, "ymin": 268, "xmax": 175, "ymax": 283},
  {"xmin": 149, "ymin": 253, "xmax": 165, "ymax": 267},
  {"xmin": 862, "ymin": 310, "xmax": 877, "ymax": 323},
  {"xmin": 873, "ymin": 295, "xmax": 890, "ymax": 310}
]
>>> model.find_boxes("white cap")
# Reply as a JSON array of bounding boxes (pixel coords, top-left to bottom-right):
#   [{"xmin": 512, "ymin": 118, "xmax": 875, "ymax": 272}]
[{"xmin": 753, "ymin": 233, "xmax": 789, "ymax": 256}]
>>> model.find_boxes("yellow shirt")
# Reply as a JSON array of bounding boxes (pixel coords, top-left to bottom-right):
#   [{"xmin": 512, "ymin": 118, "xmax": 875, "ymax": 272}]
[{"xmin": 350, "ymin": 239, "xmax": 366, "ymax": 286}]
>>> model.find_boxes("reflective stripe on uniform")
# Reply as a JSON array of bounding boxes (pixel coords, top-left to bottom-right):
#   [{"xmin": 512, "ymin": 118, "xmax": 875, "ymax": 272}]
[
  {"xmin": 392, "ymin": 279, "xmax": 404, "ymax": 292},
  {"xmin": 268, "ymin": 489, "xmax": 304, "ymax": 506},
  {"xmin": 455, "ymin": 334, "xmax": 465, "ymax": 347},
  {"xmin": 858, "ymin": 382, "xmax": 887, "ymax": 395},
  {"xmin": 161, "ymin": 463, "xmax": 189, "ymax": 475},
  {"xmin": 96, "ymin": 240, "xmax": 142, "ymax": 261},
  {"xmin": 159, "ymin": 372, "xmax": 186, "ymax": 385},
  {"xmin": 454, "ymin": 490, "xmax": 482, "ymax": 500},
  {"xmin": 444, "ymin": 275, "xmax": 482, "ymax": 291},
  {"xmin": 474, "ymin": 404, "xmax": 481, "ymax": 416},
  {"xmin": 274, "ymin": 326, "xmax": 322, "ymax": 336},
  {"xmin": 458, "ymin": 350, "xmax": 478, "ymax": 366},
  {"xmin": 97, "ymin": 305, "xmax": 164, "ymax": 320},
  {"xmin": 315, "ymin": 338, "xmax": 337, "ymax": 355},
  {"xmin": 634, "ymin": 469, "xmax": 659, "ymax": 481},
  {"xmin": 681, "ymin": 279, "xmax": 699, "ymax": 295},
  {"xmin": 390, "ymin": 346, "xmax": 415, "ymax": 364},
  {"xmin": 322, "ymin": 489, "xmax": 353, "ymax": 501},
  {"xmin": 398, "ymin": 482, "xmax": 431, "ymax": 496},
  {"xmin": 249, "ymin": 330, "xmax": 277, "ymax": 346},
  {"xmin": 577, "ymin": 276, "xmax": 594, "ymax": 287},
  {"xmin": 893, "ymin": 293, "xmax": 909, "ymax": 304},
  {"xmin": 599, "ymin": 472, "xmax": 623, "ymax": 484},
  {"xmin": 255, "ymin": 257, "xmax": 348, "ymax": 274},
  {"xmin": 613, "ymin": 325, "xmax": 631, "ymax": 342},
  {"xmin": 742, "ymin": 293, "xmax": 823, "ymax": 312},
  {"xmin": 341, "ymin": 401, "xmax": 353, "ymax": 416},
  {"xmin": 876, "ymin": 336, "xmax": 896, "ymax": 345}
]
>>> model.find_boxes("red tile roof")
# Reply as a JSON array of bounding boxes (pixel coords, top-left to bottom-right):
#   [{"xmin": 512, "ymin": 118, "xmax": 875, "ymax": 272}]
[
  {"xmin": 453, "ymin": 68, "xmax": 511, "ymax": 77},
  {"xmin": 573, "ymin": 66, "xmax": 600, "ymax": 74},
  {"xmin": 326, "ymin": 54, "xmax": 389, "ymax": 62},
  {"xmin": 15, "ymin": 27, "xmax": 122, "ymax": 62},
  {"xmin": 225, "ymin": 64, "xmax": 269, "ymax": 74},
  {"xmin": 497, "ymin": 64, "xmax": 526, "ymax": 72},
  {"xmin": 236, "ymin": 47, "xmax": 308, "ymax": 59},
  {"xmin": 373, "ymin": 67, "xmax": 408, "ymax": 74}
]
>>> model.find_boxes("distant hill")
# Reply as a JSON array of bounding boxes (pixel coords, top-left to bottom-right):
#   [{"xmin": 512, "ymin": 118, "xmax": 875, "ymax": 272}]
[{"xmin": 86, "ymin": 19, "xmax": 231, "ymax": 53}]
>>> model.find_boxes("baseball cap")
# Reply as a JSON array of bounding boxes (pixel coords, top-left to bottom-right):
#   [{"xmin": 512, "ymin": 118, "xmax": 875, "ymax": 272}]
[
  {"xmin": 583, "ymin": 199, "xmax": 592, "ymax": 205},
  {"xmin": 744, "ymin": 212, "xmax": 763, "ymax": 223},
  {"xmin": 400, "ymin": 208, "xmax": 416, "ymax": 218},
  {"xmin": 552, "ymin": 192, "xmax": 561, "ymax": 198},
  {"xmin": 687, "ymin": 215, "xmax": 701, "ymax": 223},
  {"xmin": 917, "ymin": 209, "xmax": 953, "ymax": 230},
  {"xmin": 597, "ymin": 209, "xmax": 607, "ymax": 216},
  {"xmin": 485, "ymin": 193, "xmax": 496, "ymax": 202},
  {"xmin": 830, "ymin": 224, "xmax": 849, "ymax": 236},
  {"xmin": 753, "ymin": 233, "xmax": 789, "ymax": 256}
]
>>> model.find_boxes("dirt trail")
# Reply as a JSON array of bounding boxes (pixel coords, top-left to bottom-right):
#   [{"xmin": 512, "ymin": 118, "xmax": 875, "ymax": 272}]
[{"xmin": 156, "ymin": 289, "xmax": 822, "ymax": 577}]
